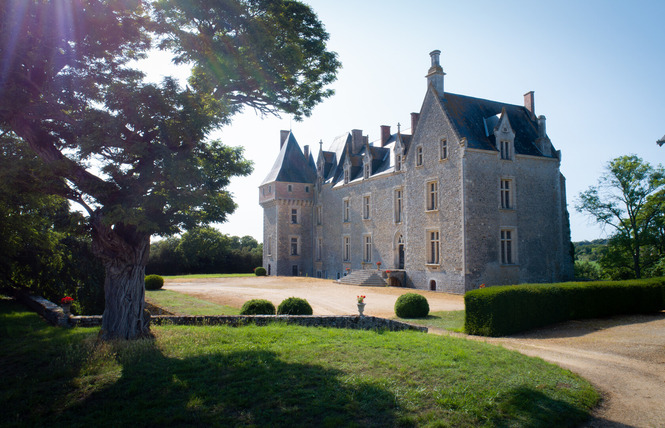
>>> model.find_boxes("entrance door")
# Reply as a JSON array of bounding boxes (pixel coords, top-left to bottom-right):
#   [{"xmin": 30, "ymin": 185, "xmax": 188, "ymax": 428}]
[
  {"xmin": 292, "ymin": 265, "xmax": 298, "ymax": 276},
  {"xmin": 398, "ymin": 244, "xmax": 405, "ymax": 269}
]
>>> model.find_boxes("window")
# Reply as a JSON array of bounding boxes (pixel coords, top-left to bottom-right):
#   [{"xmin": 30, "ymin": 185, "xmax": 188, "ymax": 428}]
[
  {"xmin": 343, "ymin": 198, "xmax": 350, "ymax": 222},
  {"xmin": 394, "ymin": 188, "xmax": 403, "ymax": 223},
  {"xmin": 416, "ymin": 146, "xmax": 423, "ymax": 166},
  {"xmin": 395, "ymin": 154, "xmax": 402, "ymax": 171},
  {"xmin": 316, "ymin": 205, "xmax": 322, "ymax": 225},
  {"xmin": 268, "ymin": 185, "xmax": 272, "ymax": 193},
  {"xmin": 440, "ymin": 139, "xmax": 448, "ymax": 160},
  {"xmin": 291, "ymin": 208, "xmax": 298, "ymax": 224},
  {"xmin": 343, "ymin": 236, "xmax": 350, "ymax": 261},
  {"xmin": 344, "ymin": 168, "xmax": 350, "ymax": 184},
  {"xmin": 363, "ymin": 235, "xmax": 372, "ymax": 262},
  {"xmin": 290, "ymin": 237, "xmax": 299, "ymax": 256},
  {"xmin": 317, "ymin": 238, "xmax": 322, "ymax": 261},
  {"xmin": 364, "ymin": 163, "xmax": 370, "ymax": 179},
  {"xmin": 501, "ymin": 229, "xmax": 514, "ymax": 264},
  {"xmin": 428, "ymin": 230, "xmax": 440, "ymax": 264},
  {"xmin": 426, "ymin": 180, "xmax": 438, "ymax": 211},
  {"xmin": 305, "ymin": 186, "xmax": 309, "ymax": 193},
  {"xmin": 363, "ymin": 195, "xmax": 371, "ymax": 219},
  {"xmin": 501, "ymin": 179, "xmax": 512, "ymax": 209},
  {"xmin": 500, "ymin": 140, "xmax": 512, "ymax": 160},
  {"xmin": 288, "ymin": 184, "xmax": 293, "ymax": 192}
]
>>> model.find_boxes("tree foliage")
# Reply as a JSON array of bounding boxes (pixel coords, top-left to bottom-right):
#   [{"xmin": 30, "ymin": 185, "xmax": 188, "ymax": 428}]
[
  {"xmin": 0, "ymin": 0, "xmax": 339, "ymax": 339},
  {"xmin": 576, "ymin": 155, "xmax": 665, "ymax": 279}
]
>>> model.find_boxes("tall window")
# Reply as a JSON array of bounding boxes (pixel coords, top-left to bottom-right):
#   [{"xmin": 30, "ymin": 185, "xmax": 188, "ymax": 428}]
[
  {"xmin": 343, "ymin": 236, "xmax": 350, "ymax": 261},
  {"xmin": 363, "ymin": 195, "xmax": 371, "ymax": 219},
  {"xmin": 440, "ymin": 139, "xmax": 448, "ymax": 160},
  {"xmin": 364, "ymin": 163, "xmax": 370, "ymax": 179},
  {"xmin": 364, "ymin": 235, "xmax": 372, "ymax": 262},
  {"xmin": 305, "ymin": 186, "xmax": 310, "ymax": 193},
  {"xmin": 317, "ymin": 238, "xmax": 322, "ymax": 261},
  {"xmin": 288, "ymin": 184, "xmax": 293, "ymax": 192},
  {"xmin": 290, "ymin": 237, "xmax": 299, "ymax": 256},
  {"xmin": 291, "ymin": 208, "xmax": 298, "ymax": 224},
  {"xmin": 426, "ymin": 180, "xmax": 438, "ymax": 211},
  {"xmin": 500, "ymin": 140, "xmax": 512, "ymax": 160},
  {"xmin": 416, "ymin": 146, "xmax": 424, "ymax": 166},
  {"xmin": 394, "ymin": 188, "xmax": 403, "ymax": 223},
  {"xmin": 395, "ymin": 154, "xmax": 403, "ymax": 171},
  {"xmin": 343, "ymin": 198, "xmax": 350, "ymax": 222},
  {"xmin": 501, "ymin": 179, "xmax": 512, "ymax": 209},
  {"xmin": 344, "ymin": 168, "xmax": 350, "ymax": 184},
  {"xmin": 428, "ymin": 230, "xmax": 440, "ymax": 264},
  {"xmin": 501, "ymin": 230, "xmax": 513, "ymax": 264}
]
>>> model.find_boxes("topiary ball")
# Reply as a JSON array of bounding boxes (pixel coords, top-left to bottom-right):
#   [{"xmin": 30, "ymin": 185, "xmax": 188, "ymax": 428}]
[
  {"xmin": 240, "ymin": 299, "xmax": 276, "ymax": 315},
  {"xmin": 145, "ymin": 274, "xmax": 164, "ymax": 290},
  {"xmin": 277, "ymin": 297, "xmax": 313, "ymax": 315},
  {"xmin": 395, "ymin": 293, "xmax": 429, "ymax": 318},
  {"xmin": 254, "ymin": 266, "xmax": 267, "ymax": 276}
]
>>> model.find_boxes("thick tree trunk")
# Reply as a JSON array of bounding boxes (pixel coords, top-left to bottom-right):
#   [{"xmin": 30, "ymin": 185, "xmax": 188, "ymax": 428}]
[{"xmin": 91, "ymin": 213, "xmax": 151, "ymax": 340}]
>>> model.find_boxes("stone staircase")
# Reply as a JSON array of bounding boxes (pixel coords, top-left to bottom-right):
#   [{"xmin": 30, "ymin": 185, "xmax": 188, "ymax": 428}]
[{"xmin": 337, "ymin": 269, "xmax": 387, "ymax": 286}]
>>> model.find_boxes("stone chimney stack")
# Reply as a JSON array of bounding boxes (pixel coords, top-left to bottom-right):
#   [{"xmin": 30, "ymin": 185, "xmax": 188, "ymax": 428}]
[
  {"xmin": 537, "ymin": 115, "xmax": 551, "ymax": 156},
  {"xmin": 380, "ymin": 125, "xmax": 391, "ymax": 147},
  {"xmin": 426, "ymin": 50, "xmax": 445, "ymax": 96},
  {"xmin": 280, "ymin": 130, "xmax": 290, "ymax": 149},
  {"xmin": 351, "ymin": 129, "xmax": 364, "ymax": 154},
  {"xmin": 538, "ymin": 115, "xmax": 547, "ymax": 139},
  {"xmin": 411, "ymin": 112, "xmax": 420, "ymax": 134},
  {"xmin": 524, "ymin": 91, "xmax": 535, "ymax": 117},
  {"xmin": 303, "ymin": 145, "xmax": 310, "ymax": 160}
]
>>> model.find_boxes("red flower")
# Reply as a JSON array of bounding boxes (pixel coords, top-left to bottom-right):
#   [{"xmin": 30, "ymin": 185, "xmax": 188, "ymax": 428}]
[
  {"xmin": 479, "ymin": 284, "xmax": 486, "ymax": 289},
  {"xmin": 386, "ymin": 270, "xmax": 391, "ymax": 274},
  {"xmin": 61, "ymin": 296, "xmax": 74, "ymax": 304}
]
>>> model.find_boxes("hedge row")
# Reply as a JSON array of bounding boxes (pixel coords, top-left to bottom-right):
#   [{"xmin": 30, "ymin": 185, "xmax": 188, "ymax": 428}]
[{"xmin": 465, "ymin": 278, "xmax": 665, "ymax": 337}]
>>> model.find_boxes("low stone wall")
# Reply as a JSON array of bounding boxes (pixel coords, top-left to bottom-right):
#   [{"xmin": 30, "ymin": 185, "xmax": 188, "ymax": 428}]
[{"xmin": 15, "ymin": 292, "xmax": 428, "ymax": 333}]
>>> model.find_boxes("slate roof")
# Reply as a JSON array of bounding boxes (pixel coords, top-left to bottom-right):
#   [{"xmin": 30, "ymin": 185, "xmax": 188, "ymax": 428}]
[
  {"xmin": 658, "ymin": 135, "xmax": 665, "ymax": 147},
  {"xmin": 441, "ymin": 92, "xmax": 551, "ymax": 157},
  {"xmin": 261, "ymin": 132, "xmax": 316, "ymax": 185}
]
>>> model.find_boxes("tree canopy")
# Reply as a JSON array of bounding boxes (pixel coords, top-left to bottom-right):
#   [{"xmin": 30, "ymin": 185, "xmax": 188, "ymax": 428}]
[{"xmin": 0, "ymin": 0, "xmax": 340, "ymax": 339}]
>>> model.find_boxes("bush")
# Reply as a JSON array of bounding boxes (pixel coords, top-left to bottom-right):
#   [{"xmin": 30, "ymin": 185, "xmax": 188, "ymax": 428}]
[
  {"xmin": 144, "ymin": 275, "xmax": 164, "ymax": 290},
  {"xmin": 395, "ymin": 293, "xmax": 430, "ymax": 318},
  {"xmin": 254, "ymin": 266, "xmax": 267, "ymax": 276},
  {"xmin": 277, "ymin": 297, "xmax": 313, "ymax": 315},
  {"xmin": 465, "ymin": 278, "xmax": 665, "ymax": 337},
  {"xmin": 240, "ymin": 299, "xmax": 276, "ymax": 315}
]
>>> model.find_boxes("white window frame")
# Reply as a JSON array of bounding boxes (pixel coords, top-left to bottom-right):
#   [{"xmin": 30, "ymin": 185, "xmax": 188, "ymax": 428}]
[
  {"xmin": 500, "ymin": 178, "xmax": 514, "ymax": 209},
  {"xmin": 363, "ymin": 234, "xmax": 372, "ymax": 263},
  {"xmin": 343, "ymin": 235, "xmax": 351, "ymax": 261},
  {"xmin": 500, "ymin": 228, "xmax": 516, "ymax": 265},
  {"xmin": 440, "ymin": 139, "xmax": 448, "ymax": 160},
  {"xmin": 427, "ymin": 229, "xmax": 440, "ymax": 265},
  {"xmin": 363, "ymin": 195, "xmax": 371, "ymax": 220},
  {"xmin": 426, "ymin": 180, "xmax": 439, "ymax": 211},
  {"xmin": 394, "ymin": 188, "xmax": 403, "ymax": 223},
  {"xmin": 343, "ymin": 198, "xmax": 350, "ymax": 222},
  {"xmin": 416, "ymin": 146, "xmax": 424, "ymax": 166}
]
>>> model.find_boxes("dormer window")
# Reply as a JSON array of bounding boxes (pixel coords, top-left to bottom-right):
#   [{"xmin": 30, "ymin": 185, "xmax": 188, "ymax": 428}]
[
  {"xmin": 395, "ymin": 154, "xmax": 403, "ymax": 171},
  {"xmin": 500, "ymin": 140, "xmax": 512, "ymax": 160},
  {"xmin": 344, "ymin": 168, "xmax": 350, "ymax": 184},
  {"xmin": 363, "ymin": 163, "xmax": 370, "ymax": 179}
]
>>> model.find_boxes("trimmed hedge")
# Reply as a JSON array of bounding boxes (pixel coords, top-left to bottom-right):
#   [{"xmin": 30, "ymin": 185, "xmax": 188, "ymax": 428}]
[
  {"xmin": 254, "ymin": 267, "xmax": 267, "ymax": 276},
  {"xmin": 395, "ymin": 293, "xmax": 430, "ymax": 318},
  {"xmin": 145, "ymin": 275, "xmax": 164, "ymax": 290},
  {"xmin": 240, "ymin": 299, "xmax": 276, "ymax": 315},
  {"xmin": 465, "ymin": 278, "xmax": 665, "ymax": 337},
  {"xmin": 277, "ymin": 297, "xmax": 313, "ymax": 315}
]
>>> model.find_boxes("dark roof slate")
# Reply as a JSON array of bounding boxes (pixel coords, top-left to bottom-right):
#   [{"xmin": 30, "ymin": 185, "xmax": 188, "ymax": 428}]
[{"xmin": 261, "ymin": 132, "xmax": 316, "ymax": 185}]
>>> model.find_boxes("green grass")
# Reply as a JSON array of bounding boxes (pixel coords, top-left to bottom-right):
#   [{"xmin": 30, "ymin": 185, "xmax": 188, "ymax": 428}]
[
  {"xmin": 160, "ymin": 273, "xmax": 255, "ymax": 280},
  {"xmin": 1, "ymin": 299, "xmax": 599, "ymax": 427},
  {"xmin": 146, "ymin": 289, "xmax": 240, "ymax": 315},
  {"xmin": 399, "ymin": 310, "xmax": 466, "ymax": 332}
]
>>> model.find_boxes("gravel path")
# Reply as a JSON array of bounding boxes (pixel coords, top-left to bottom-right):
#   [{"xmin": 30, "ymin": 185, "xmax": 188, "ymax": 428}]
[{"xmin": 164, "ymin": 277, "xmax": 665, "ymax": 427}]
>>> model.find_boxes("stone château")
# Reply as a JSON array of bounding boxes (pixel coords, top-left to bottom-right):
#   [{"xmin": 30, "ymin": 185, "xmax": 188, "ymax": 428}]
[{"xmin": 259, "ymin": 50, "xmax": 573, "ymax": 293}]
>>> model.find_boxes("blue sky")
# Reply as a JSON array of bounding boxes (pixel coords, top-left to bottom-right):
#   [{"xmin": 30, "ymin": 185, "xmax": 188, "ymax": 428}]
[{"xmin": 144, "ymin": 0, "xmax": 665, "ymax": 243}]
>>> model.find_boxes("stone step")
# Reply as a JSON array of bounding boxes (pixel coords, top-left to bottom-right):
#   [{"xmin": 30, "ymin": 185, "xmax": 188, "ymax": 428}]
[{"xmin": 337, "ymin": 269, "xmax": 387, "ymax": 286}]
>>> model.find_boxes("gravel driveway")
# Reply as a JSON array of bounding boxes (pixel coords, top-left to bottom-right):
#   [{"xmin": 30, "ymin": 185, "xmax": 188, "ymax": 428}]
[{"xmin": 164, "ymin": 276, "xmax": 665, "ymax": 427}]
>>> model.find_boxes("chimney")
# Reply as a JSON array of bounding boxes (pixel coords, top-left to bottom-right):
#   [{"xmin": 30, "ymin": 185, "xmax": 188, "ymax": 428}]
[
  {"xmin": 537, "ymin": 115, "xmax": 547, "ymax": 139},
  {"xmin": 351, "ymin": 129, "xmax": 363, "ymax": 154},
  {"xmin": 524, "ymin": 91, "xmax": 535, "ymax": 116},
  {"xmin": 380, "ymin": 125, "xmax": 391, "ymax": 147},
  {"xmin": 411, "ymin": 112, "xmax": 420, "ymax": 134},
  {"xmin": 537, "ymin": 115, "xmax": 551, "ymax": 156},
  {"xmin": 303, "ymin": 145, "xmax": 310, "ymax": 160},
  {"xmin": 280, "ymin": 130, "xmax": 290, "ymax": 149},
  {"xmin": 426, "ymin": 50, "xmax": 445, "ymax": 95}
]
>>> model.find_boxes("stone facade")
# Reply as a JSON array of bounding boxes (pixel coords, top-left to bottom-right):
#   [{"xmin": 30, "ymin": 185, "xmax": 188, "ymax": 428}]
[{"xmin": 260, "ymin": 50, "xmax": 574, "ymax": 293}]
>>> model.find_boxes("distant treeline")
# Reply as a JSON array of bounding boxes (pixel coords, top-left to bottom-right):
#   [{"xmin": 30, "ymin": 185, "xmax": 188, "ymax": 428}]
[{"xmin": 147, "ymin": 227, "xmax": 262, "ymax": 275}]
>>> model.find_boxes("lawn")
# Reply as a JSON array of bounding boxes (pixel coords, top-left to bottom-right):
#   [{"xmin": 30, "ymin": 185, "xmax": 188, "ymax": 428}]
[
  {"xmin": 146, "ymin": 289, "xmax": 240, "ymax": 315},
  {"xmin": 0, "ymin": 299, "xmax": 599, "ymax": 427},
  {"xmin": 398, "ymin": 310, "xmax": 466, "ymax": 332}
]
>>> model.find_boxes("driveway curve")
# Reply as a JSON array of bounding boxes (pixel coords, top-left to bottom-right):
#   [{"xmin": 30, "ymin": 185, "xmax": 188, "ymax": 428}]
[{"xmin": 164, "ymin": 277, "xmax": 665, "ymax": 427}]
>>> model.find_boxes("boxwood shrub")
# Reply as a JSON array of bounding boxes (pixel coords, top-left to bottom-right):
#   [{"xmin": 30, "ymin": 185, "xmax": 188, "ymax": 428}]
[
  {"xmin": 144, "ymin": 274, "xmax": 164, "ymax": 290},
  {"xmin": 395, "ymin": 293, "xmax": 430, "ymax": 318},
  {"xmin": 277, "ymin": 297, "xmax": 313, "ymax": 315},
  {"xmin": 254, "ymin": 267, "xmax": 267, "ymax": 276},
  {"xmin": 240, "ymin": 299, "xmax": 276, "ymax": 315},
  {"xmin": 465, "ymin": 278, "xmax": 665, "ymax": 337}
]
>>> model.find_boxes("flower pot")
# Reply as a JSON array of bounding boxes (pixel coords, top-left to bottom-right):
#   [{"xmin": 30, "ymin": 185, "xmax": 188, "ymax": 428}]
[
  {"xmin": 61, "ymin": 303, "xmax": 71, "ymax": 316},
  {"xmin": 357, "ymin": 302, "xmax": 366, "ymax": 316}
]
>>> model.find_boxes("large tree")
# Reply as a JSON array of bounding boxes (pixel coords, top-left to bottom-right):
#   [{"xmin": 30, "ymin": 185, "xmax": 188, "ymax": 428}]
[
  {"xmin": 0, "ymin": 0, "xmax": 340, "ymax": 339},
  {"xmin": 576, "ymin": 155, "xmax": 665, "ymax": 278}
]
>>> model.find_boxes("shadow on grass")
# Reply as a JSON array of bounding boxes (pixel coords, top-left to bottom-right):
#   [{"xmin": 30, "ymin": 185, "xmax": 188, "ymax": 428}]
[{"xmin": 53, "ymin": 340, "xmax": 399, "ymax": 427}]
